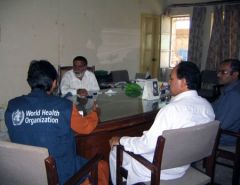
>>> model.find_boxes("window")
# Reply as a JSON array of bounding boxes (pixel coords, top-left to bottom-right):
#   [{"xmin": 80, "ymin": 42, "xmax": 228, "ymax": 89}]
[
  {"xmin": 160, "ymin": 16, "xmax": 190, "ymax": 68},
  {"xmin": 170, "ymin": 17, "xmax": 190, "ymax": 67}
]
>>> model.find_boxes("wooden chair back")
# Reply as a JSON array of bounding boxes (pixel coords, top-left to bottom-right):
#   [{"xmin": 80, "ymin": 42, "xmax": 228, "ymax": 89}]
[{"xmin": 58, "ymin": 66, "xmax": 73, "ymax": 81}]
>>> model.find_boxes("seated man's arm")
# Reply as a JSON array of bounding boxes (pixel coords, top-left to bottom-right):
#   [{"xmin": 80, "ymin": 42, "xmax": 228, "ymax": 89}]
[
  {"xmin": 212, "ymin": 91, "xmax": 240, "ymax": 130},
  {"xmin": 60, "ymin": 73, "xmax": 77, "ymax": 95},
  {"xmin": 87, "ymin": 71, "xmax": 100, "ymax": 91},
  {"xmin": 71, "ymin": 105, "xmax": 99, "ymax": 134},
  {"xmin": 114, "ymin": 106, "xmax": 174, "ymax": 155},
  {"xmin": 91, "ymin": 74, "xmax": 100, "ymax": 91}
]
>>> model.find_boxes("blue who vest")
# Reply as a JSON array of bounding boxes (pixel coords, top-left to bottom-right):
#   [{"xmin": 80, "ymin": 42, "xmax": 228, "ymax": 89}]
[{"xmin": 5, "ymin": 89, "xmax": 87, "ymax": 185}]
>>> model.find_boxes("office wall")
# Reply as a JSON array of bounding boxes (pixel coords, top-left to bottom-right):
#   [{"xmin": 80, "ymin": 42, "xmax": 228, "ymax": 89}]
[{"xmin": 0, "ymin": 0, "xmax": 163, "ymax": 106}]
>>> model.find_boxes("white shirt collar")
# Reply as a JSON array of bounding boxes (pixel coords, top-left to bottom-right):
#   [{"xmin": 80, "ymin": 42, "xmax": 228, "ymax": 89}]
[{"xmin": 171, "ymin": 90, "xmax": 198, "ymax": 102}]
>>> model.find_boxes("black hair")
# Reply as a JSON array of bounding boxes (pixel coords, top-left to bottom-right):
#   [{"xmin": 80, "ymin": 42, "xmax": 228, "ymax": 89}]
[
  {"xmin": 73, "ymin": 56, "xmax": 88, "ymax": 66},
  {"xmin": 221, "ymin": 59, "xmax": 240, "ymax": 79},
  {"xmin": 176, "ymin": 61, "xmax": 201, "ymax": 90},
  {"xmin": 27, "ymin": 60, "xmax": 58, "ymax": 91}
]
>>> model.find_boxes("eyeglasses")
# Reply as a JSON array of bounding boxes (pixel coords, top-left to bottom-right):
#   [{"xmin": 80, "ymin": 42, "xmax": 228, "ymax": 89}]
[{"xmin": 217, "ymin": 70, "xmax": 232, "ymax": 75}]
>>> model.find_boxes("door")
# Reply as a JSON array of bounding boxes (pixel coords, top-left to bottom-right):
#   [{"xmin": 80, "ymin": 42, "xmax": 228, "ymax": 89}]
[{"xmin": 140, "ymin": 14, "xmax": 161, "ymax": 79}]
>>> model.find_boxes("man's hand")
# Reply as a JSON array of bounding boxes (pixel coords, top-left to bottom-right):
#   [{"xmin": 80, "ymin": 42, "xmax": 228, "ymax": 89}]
[
  {"xmin": 93, "ymin": 101, "xmax": 101, "ymax": 118},
  {"xmin": 109, "ymin": 136, "xmax": 121, "ymax": 149},
  {"xmin": 77, "ymin": 89, "xmax": 88, "ymax": 96}
]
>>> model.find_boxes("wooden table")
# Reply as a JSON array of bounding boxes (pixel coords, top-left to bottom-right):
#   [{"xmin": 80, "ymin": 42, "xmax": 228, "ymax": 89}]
[{"xmin": 75, "ymin": 89, "xmax": 163, "ymax": 160}]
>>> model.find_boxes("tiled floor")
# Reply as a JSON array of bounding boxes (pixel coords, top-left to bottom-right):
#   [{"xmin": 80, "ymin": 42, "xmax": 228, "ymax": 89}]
[
  {"xmin": 214, "ymin": 163, "xmax": 240, "ymax": 185},
  {"xmin": 195, "ymin": 159, "xmax": 239, "ymax": 185}
]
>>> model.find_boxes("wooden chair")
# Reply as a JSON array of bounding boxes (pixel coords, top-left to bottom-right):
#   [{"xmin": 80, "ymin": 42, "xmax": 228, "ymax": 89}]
[
  {"xmin": 215, "ymin": 129, "xmax": 240, "ymax": 185},
  {"xmin": 58, "ymin": 66, "xmax": 73, "ymax": 81},
  {"xmin": 0, "ymin": 140, "xmax": 102, "ymax": 185},
  {"xmin": 116, "ymin": 120, "xmax": 220, "ymax": 185}
]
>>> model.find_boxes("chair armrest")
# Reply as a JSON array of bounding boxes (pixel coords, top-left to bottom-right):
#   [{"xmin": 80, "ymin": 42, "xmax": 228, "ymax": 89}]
[
  {"xmin": 221, "ymin": 129, "xmax": 240, "ymax": 138},
  {"xmin": 117, "ymin": 145, "xmax": 156, "ymax": 172},
  {"xmin": 45, "ymin": 154, "xmax": 103, "ymax": 185},
  {"xmin": 65, "ymin": 154, "xmax": 103, "ymax": 185},
  {"xmin": 45, "ymin": 156, "xmax": 59, "ymax": 185},
  {"xmin": 218, "ymin": 129, "xmax": 240, "ymax": 160}
]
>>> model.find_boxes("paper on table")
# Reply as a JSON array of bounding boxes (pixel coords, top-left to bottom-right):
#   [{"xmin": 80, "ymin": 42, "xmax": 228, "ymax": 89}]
[{"xmin": 105, "ymin": 89, "xmax": 117, "ymax": 94}]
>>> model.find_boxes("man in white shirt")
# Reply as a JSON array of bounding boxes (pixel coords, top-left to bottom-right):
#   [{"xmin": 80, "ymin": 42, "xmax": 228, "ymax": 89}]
[
  {"xmin": 60, "ymin": 56, "xmax": 100, "ymax": 96},
  {"xmin": 109, "ymin": 62, "xmax": 215, "ymax": 185}
]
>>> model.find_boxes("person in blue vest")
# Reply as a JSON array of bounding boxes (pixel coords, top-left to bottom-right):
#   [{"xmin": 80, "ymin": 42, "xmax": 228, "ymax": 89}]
[{"xmin": 5, "ymin": 60, "xmax": 109, "ymax": 185}]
